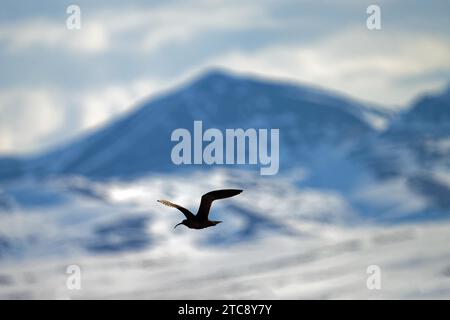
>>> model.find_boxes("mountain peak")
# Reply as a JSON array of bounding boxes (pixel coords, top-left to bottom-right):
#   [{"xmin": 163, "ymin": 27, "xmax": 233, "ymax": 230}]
[
  {"xmin": 190, "ymin": 68, "xmax": 241, "ymax": 88},
  {"xmin": 200, "ymin": 68, "xmax": 235, "ymax": 80},
  {"xmin": 402, "ymin": 85, "xmax": 450, "ymax": 124}
]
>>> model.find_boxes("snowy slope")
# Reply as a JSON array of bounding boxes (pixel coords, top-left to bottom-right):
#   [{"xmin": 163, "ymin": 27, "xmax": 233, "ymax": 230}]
[{"xmin": 0, "ymin": 170, "xmax": 449, "ymax": 299}]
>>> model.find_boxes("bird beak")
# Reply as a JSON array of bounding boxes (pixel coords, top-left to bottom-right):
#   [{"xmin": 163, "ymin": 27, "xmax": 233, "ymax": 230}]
[{"xmin": 174, "ymin": 222, "xmax": 183, "ymax": 229}]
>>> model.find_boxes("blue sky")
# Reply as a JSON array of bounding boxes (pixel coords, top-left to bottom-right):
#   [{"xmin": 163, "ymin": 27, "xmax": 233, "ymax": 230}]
[{"xmin": 0, "ymin": 0, "xmax": 449, "ymax": 154}]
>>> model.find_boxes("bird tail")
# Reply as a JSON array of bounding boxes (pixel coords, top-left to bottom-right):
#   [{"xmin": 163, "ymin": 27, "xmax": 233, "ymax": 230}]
[{"xmin": 157, "ymin": 199, "xmax": 177, "ymax": 208}]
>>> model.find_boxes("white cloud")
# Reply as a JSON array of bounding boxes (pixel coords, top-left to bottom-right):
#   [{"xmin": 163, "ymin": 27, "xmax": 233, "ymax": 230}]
[
  {"xmin": 205, "ymin": 29, "xmax": 450, "ymax": 106},
  {"xmin": 77, "ymin": 79, "xmax": 164, "ymax": 131},
  {"xmin": 0, "ymin": 78, "xmax": 171, "ymax": 155},
  {"xmin": 134, "ymin": 2, "xmax": 276, "ymax": 52},
  {"xmin": 0, "ymin": 19, "xmax": 109, "ymax": 53},
  {"xmin": 0, "ymin": 88, "xmax": 65, "ymax": 154},
  {"xmin": 0, "ymin": 1, "xmax": 274, "ymax": 54}
]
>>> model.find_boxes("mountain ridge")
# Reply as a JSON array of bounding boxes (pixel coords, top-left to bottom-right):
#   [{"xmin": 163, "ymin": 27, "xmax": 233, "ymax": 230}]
[
  {"xmin": 0, "ymin": 70, "xmax": 387, "ymax": 180},
  {"xmin": 0, "ymin": 70, "xmax": 448, "ymax": 182}
]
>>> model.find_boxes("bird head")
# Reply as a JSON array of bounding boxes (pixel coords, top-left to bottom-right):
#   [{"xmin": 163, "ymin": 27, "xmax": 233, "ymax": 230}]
[{"xmin": 174, "ymin": 219, "xmax": 187, "ymax": 229}]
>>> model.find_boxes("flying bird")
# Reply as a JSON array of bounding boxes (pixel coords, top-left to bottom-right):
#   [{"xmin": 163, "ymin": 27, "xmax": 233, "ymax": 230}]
[{"xmin": 157, "ymin": 189, "xmax": 243, "ymax": 229}]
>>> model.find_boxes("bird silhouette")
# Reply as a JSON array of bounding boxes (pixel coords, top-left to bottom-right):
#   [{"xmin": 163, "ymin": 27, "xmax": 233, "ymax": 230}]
[{"xmin": 157, "ymin": 189, "xmax": 243, "ymax": 229}]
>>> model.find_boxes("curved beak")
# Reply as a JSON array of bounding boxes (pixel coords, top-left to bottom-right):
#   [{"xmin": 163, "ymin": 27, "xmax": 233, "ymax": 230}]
[{"xmin": 174, "ymin": 222, "xmax": 183, "ymax": 229}]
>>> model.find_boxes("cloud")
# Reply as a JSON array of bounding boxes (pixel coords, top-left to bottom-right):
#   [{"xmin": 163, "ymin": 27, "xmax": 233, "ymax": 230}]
[
  {"xmin": 0, "ymin": 1, "xmax": 274, "ymax": 54},
  {"xmin": 134, "ymin": 1, "xmax": 276, "ymax": 52},
  {"xmin": 0, "ymin": 78, "xmax": 170, "ymax": 155},
  {"xmin": 0, "ymin": 19, "xmax": 109, "ymax": 53},
  {"xmin": 77, "ymin": 79, "xmax": 164, "ymax": 131},
  {"xmin": 0, "ymin": 88, "xmax": 65, "ymax": 154},
  {"xmin": 205, "ymin": 29, "xmax": 450, "ymax": 106}
]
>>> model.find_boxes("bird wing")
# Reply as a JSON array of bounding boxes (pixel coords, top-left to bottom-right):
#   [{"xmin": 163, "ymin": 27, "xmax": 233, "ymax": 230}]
[
  {"xmin": 157, "ymin": 200, "xmax": 195, "ymax": 219},
  {"xmin": 196, "ymin": 189, "xmax": 243, "ymax": 221}
]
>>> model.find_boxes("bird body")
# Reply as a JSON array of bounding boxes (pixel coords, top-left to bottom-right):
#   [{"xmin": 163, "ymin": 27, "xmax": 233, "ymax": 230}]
[
  {"xmin": 180, "ymin": 219, "xmax": 222, "ymax": 230},
  {"xmin": 158, "ymin": 189, "xmax": 243, "ymax": 229}
]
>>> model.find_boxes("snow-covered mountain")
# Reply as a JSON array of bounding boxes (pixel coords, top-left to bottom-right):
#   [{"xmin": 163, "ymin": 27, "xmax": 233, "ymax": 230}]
[
  {"xmin": 1, "ymin": 70, "xmax": 449, "ymax": 223},
  {"xmin": 0, "ymin": 70, "xmax": 392, "ymax": 181},
  {"xmin": 357, "ymin": 87, "xmax": 450, "ymax": 176},
  {"xmin": 352, "ymin": 87, "xmax": 450, "ymax": 218},
  {"xmin": 1, "ymin": 69, "xmax": 449, "ymax": 225},
  {"xmin": 387, "ymin": 87, "xmax": 450, "ymax": 169}
]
